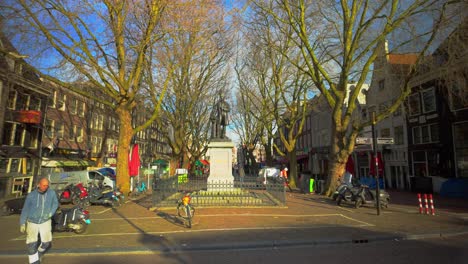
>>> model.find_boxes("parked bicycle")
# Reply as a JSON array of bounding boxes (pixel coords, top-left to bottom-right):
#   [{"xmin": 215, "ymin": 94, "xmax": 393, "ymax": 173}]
[
  {"xmin": 129, "ymin": 181, "xmax": 147, "ymax": 198},
  {"xmin": 177, "ymin": 193, "xmax": 195, "ymax": 228}
]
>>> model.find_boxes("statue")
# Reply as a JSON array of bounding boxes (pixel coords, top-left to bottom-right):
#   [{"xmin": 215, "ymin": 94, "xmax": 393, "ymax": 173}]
[{"xmin": 210, "ymin": 95, "xmax": 230, "ymax": 139}]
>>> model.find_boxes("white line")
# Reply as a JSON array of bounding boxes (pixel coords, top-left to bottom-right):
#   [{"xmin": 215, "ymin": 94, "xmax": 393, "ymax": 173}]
[
  {"xmin": 91, "ymin": 213, "xmax": 343, "ymax": 221},
  {"xmin": 92, "ymin": 208, "xmax": 113, "ymax": 215},
  {"xmin": 338, "ymin": 214, "xmax": 375, "ymax": 226},
  {"xmin": 11, "ymin": 224, "xmax": 371, "ymax": 241}
]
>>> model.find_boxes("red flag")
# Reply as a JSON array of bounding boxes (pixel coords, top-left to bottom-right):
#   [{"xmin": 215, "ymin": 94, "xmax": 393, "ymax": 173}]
[
  {"xmin": 345, "ymin": 155, "xmax": 355, "ymax": 175},
  {"xmin": 128, "ymin": 144, "xmax": 140, "ymax": 177}
]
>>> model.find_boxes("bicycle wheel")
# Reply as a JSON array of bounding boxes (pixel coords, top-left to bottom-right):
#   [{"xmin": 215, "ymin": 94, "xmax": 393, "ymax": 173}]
[{"xmin": 177, "ymin": 203, "xmax": 195, "ymax": 228}]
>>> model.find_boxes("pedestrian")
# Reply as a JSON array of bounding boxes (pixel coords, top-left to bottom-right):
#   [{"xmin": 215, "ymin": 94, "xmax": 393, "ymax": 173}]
[
  {"xmin": 281, "ymin": 167, "xmax": 292, "ymax": 192},
  {"xmin": 20, "ymin": 177, "xmax": 59, "ymax": 264}
]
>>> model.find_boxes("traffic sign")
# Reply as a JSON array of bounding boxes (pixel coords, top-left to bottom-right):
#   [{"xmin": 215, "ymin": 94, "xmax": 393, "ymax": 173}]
[
  {"xmin": 377, "ymin": 138, "xmax": 394, "ymax": 144},
  {"xmin": 356, "ymin": 137, "xmax": 372, "ymax": 145}
]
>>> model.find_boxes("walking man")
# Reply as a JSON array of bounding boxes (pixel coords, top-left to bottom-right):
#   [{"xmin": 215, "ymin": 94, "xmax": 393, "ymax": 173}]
[{"xmin": 20, "ymin": 177, "xmax": 58, "ymax": 264}]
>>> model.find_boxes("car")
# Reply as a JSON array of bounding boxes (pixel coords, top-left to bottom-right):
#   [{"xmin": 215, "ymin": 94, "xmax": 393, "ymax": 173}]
[{"xmin": 256, "ymin": 167, "xmax": 282, "ymax": 186}]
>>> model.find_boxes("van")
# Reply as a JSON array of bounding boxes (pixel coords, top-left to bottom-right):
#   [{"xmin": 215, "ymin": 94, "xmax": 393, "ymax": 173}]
[
  {"xmin": 256, "ymin": 167, "xmax": 282, "ymax": 186},
  {"xmin": 48, "ymin": 170, "xmax": 114, "ymax": 191}
]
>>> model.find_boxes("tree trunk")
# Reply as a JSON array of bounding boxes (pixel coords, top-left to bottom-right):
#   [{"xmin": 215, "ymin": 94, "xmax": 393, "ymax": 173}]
[
  {"xmin": 115, "ymin": 107, "xmax": 134, "ymax": 195},
  {"xmin": 325, "ymin": 155, "xmax": 347, "ymax": 197},
  {"xmin": 325, "ymin": 128, "xmax": 349, "ymax": 197},
  {"xmin": 288, "ymin": 150, "xmax": 298, "ymax": 189}
]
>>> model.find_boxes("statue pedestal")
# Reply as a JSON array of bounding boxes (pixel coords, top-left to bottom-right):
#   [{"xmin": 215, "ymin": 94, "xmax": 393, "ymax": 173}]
[{"xmin": 207, "ymin": 140, "xmax": 234, "ymax": 191}]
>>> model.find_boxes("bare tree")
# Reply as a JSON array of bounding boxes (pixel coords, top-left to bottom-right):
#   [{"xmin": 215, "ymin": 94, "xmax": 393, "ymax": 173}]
[
  {"xmin": 252, "ymin": 0, "xmax": 458, "ymax": 195},
  {"xmin": 236, "ymin": 3, "xmax": 312, "ymax": 187},
  {"xmin": 148, "ymin": 0, "xmax": 234, "ymax": 175},
  {"xmin": 2, "ymin": 0, "xmax": 172, "ymax": 194}
]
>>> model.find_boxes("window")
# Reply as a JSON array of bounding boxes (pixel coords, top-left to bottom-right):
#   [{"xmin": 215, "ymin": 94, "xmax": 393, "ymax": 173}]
[
  {"xmin": 49, "ymin": 91, "xmax": 57, "ymax": 108},
  {"xmin": 413, "ymin": 127, "xmax": 421, "ymax": 144},
  {"xmin": 380, "ymin": 128, "xmax": 390, "ymax": 138},
  {"xmin": 7, "ymin": 90, "xmax": 17, "ymax": 109},
  {"xmin": 2, "ymin": 122, "xmax": 23, "ymax": 146},
  {"xmin": 361, "ymin": 108, "xmax": 368, "ymax": 121},
  {"xmin": 422, "ymin": 87, "xmax": 436, "ymax": 113},
  {"xmin": 24, "ymin": 125, "xmax": 39, "ymax": 148},
  {"xmin": 408, "ymin": 93, "xmax": 421, "ymax": 116},
  {"xmin": 70, "ymin": 125, "xmax": 76, "ymax": 139},
  {"xmin": 45, "ymin": 119, "xmax": 55, "ymax": 138},
  {"xmin": 412, "ymin": 124, "xmax": 439, "ymax": 144},
  {"xmin": 98, "ymin": 115, "xmax": 104, "ymax": 131},
  {"xmin": 70, "ymin": 98, "xmax": 78, "ymax": 115},
  {"xmin": 394, "ymin": 126, "xmax": 404, "ymax": 145},
  {"xmin": 78, "ymin": 102, "xmax": 85, "ymax": 117},
  {"xmin": 56, "ymin": 123, "xmax": 65, "ymax": 139},
  {"xmin": 379, "ymin": 103, "xmax": 388, "ymax": 114},
  {"xmin": 16, "ymin": 92, "xmax": 30, "ymax": 110},
  {"xmin": 77, "ymin": 127, "xmax": 84, "ymax": 142},
  {"xmin": 57, "ymin": 93, "xmax": 66, "ymax": 111},
  {"xmin": 449, "ymin": 81, "xmax": 468, "ymax": 111},
  {"xmin": 378, "ymin": 79, "xmax": 385, "ymax": 90},
  {"xmin": 29, "ymin": 97, "xmax": 41, "ymax": 111}
]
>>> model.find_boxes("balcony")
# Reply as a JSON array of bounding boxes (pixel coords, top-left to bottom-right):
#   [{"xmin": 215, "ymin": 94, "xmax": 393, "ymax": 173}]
[{"xmin": 14, "ymin": 110, "xmax": 42, "ymax": 124}]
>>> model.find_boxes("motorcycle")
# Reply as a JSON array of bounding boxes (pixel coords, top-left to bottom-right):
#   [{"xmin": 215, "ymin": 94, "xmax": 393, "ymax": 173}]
[
  {"xmin": 336, "ymin": 184, "xmax": 361, "ymax": 206},
  {"xmin": 58, "ymin": 183, "xmax": 88, "ymax": 206},
  {"xmin": 84, "ymin": 184, "xmax": 120, "ymax": 208},
  {"xmin": 353, "ymin": 184, "xmax": 390, "ymax": 209},
  {"xmin": 52, "ymin": 206, "xmax": 91, "ymax": 234}
]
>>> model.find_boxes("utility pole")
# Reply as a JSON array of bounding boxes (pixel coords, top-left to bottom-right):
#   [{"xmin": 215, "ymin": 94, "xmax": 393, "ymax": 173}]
[{"xmin": 371, "ymin": 112, "xmax": 381, "ymax": 215}]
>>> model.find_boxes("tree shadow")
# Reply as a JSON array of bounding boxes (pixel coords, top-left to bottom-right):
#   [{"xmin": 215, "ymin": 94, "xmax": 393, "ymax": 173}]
[{"xmin": 110, "ymin": 208, "xmax": 189, "ymax": 264}]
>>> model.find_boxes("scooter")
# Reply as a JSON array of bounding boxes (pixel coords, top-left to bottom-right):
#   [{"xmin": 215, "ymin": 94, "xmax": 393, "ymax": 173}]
[
  {"xmin": 58, "ymin": 183, "xmax": 88, "ymax": 206},
  {"xmin": 336, "ymin": 184, "xmax": 361, "ymax": 206},
  {"xmin": 353, "ymin": 184, "xmax": 390, "ymax": 209},
  {"xmin": 332, "ymin": 172, "xmax": 354, "ymax": 201},
  {"xmin": 52, "ymin": 206, "xmax": 91, "ymax": 234},
  {"xmin": 84, "ymin": 184, "xmax": 120, "ymax": 208}
]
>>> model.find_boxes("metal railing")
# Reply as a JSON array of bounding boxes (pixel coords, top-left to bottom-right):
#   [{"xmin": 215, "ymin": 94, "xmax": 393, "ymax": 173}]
[{"xmin": 152, "ymin": 176, "xmax": 286, "ymax": 207}]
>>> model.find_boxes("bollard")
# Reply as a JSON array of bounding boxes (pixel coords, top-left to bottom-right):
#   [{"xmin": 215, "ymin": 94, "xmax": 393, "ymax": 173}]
[
  {"xmin": 418, "ymin": 193, "xmax": 423, "ymax": 214},
  {"xmin": 429, "ymin": 194, "xmax": 435, "ymax": 215},
  {"xmin": 424, "ymin": 194, "xmax": 429, "ymax": 214}
]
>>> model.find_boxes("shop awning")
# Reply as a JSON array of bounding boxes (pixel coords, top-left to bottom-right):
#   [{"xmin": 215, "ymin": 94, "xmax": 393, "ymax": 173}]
[{"xmin": 42, "ymin": 159, "xmax": 95, "ymax": 167}]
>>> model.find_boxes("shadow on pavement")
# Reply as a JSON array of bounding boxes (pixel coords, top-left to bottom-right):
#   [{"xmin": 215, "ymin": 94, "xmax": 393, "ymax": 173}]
[
  {"xmin": 109, "ymin": 207, "xmax": 189, "ymax": 264},
  {"xmin": 156, "ymin": 211, "xmax": 186, "ymax": 228}
]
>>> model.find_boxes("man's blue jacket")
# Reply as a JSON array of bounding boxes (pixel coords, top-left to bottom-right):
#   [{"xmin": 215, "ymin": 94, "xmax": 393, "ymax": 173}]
[{"xmin": 20, "ymin": 188, "xmax": 58, "ymax": 225}]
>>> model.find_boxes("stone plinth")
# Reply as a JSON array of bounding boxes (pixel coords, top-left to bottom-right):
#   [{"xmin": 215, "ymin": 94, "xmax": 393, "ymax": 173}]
[{"xmin": 207, "ymin": 140, "xmax": 234, "ymax": 190}]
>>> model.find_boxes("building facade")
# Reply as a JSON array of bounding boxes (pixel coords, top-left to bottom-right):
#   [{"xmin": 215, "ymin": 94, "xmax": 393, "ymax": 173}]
[
  {"xmin": 365, "ymin": 41, "xmax": 417, "ymax": 190},
  {"xmin": 407, "ymin": 19, "xmax": 468, "ymax": 193},
  {"xmin": 0, "ymin": 34, "xmax": 50, "ymax": 198}
]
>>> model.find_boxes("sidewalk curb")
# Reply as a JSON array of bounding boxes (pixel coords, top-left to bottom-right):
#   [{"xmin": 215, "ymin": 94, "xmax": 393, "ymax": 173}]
[{"xmin": 1, "ymin": 229, "xmax": 467, "ymax": 258}]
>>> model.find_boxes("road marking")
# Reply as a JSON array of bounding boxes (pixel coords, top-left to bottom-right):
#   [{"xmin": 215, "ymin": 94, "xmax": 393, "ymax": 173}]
[
  {"xmin": 338, "ymin": 214, "xmax": 375, "ymax": 227},
  {"xmin": 11, "ymin": 223, "xmax": 373, "ymax": 241},
  {"xmin": 90, "ymin": 213, "xmax": 345, "ymax": 221},
  {"xmin": 10, "ymin": 213, "xmax": 373, "ymax": 241}
]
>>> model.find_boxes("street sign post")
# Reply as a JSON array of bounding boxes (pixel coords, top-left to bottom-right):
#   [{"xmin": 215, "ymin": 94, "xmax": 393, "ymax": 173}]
[{"xmin": 356, "ymin": 137, "xmax": 372, "ymax": 145}]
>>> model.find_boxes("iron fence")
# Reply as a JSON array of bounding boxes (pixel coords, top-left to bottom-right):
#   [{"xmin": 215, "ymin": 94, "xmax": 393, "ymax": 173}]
[{"xmin": 152, "ymin": 176, "xmax": 286, "ymax": 207}]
